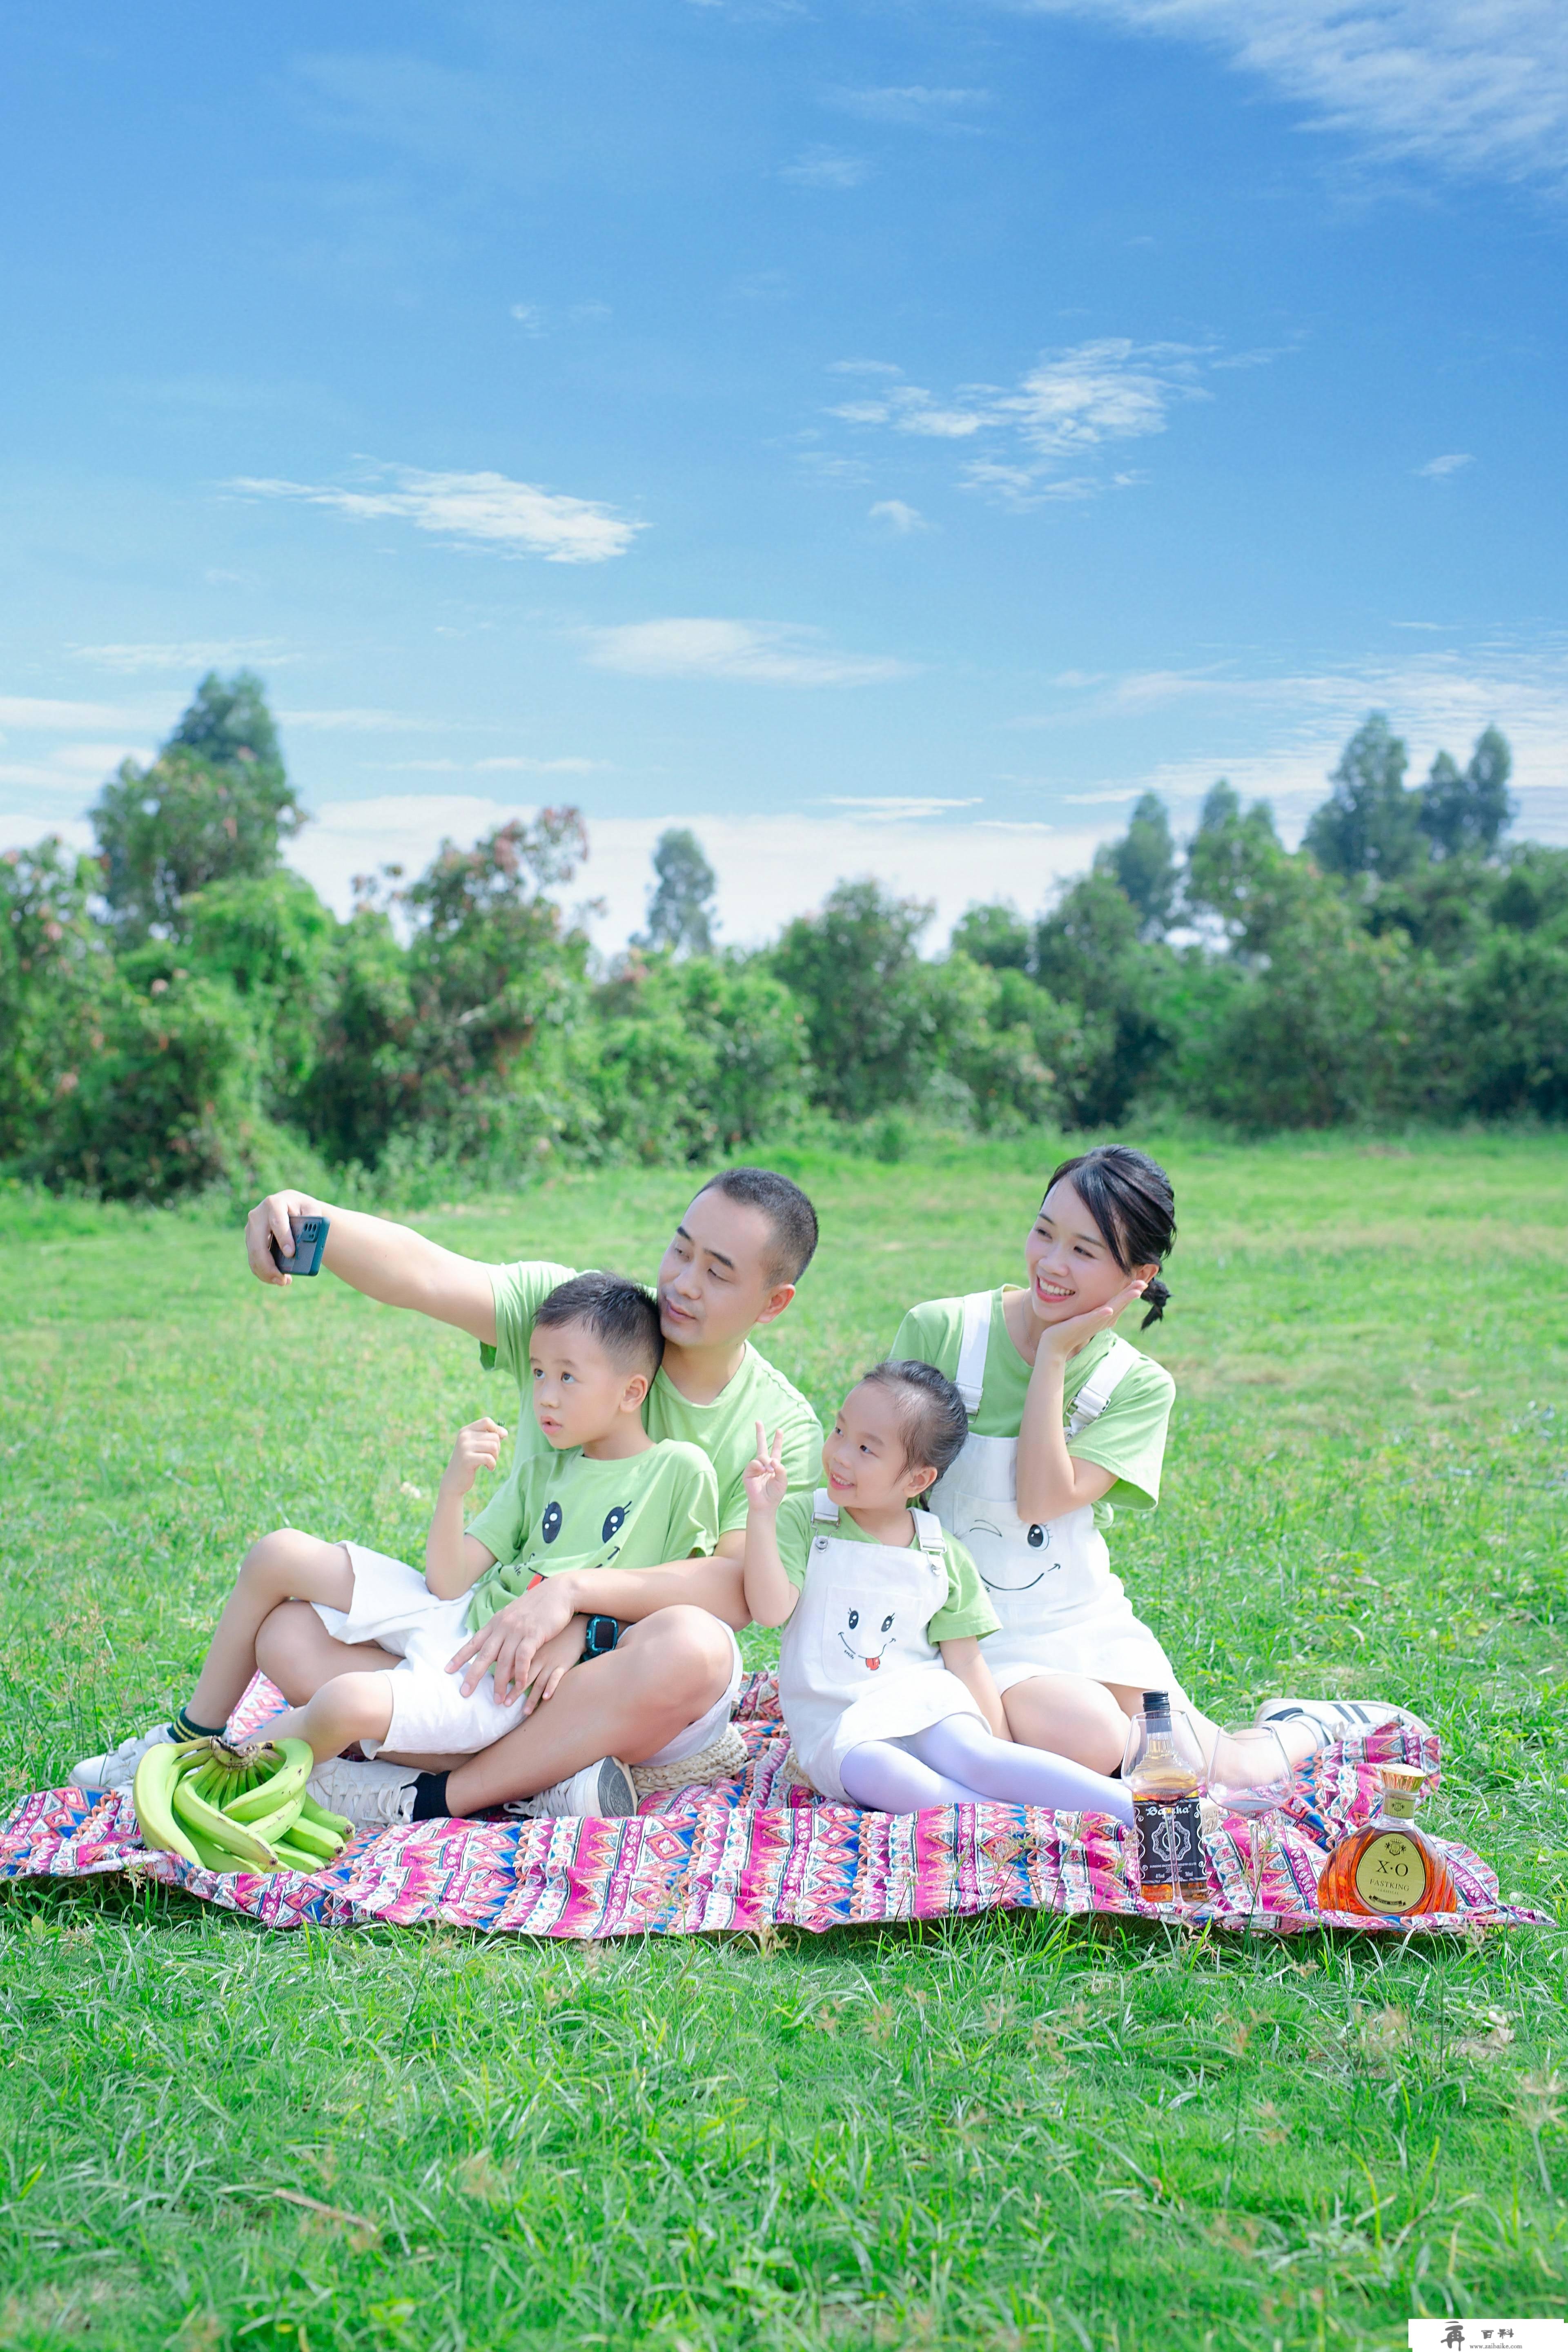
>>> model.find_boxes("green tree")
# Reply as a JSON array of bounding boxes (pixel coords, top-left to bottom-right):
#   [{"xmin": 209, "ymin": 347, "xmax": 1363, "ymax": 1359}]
[
  {"xmin": 1102, "ymin": 792, "xmax": 1177, "ymax": 936},
  {"xmin": 950, "ymin": 902, "xmax": 1030, "ymax": 971},
  {"xmin": 165, "ymin": 669, "xmax": 286, "ymax": 783},
  {"xmin": 1185, "ymin": 782, "xmax": 1312, "ymax": 955},
  {"xmin": 1304, "ymin": 713, "xmax": 1422, "ymax": 880},
  {"xmin": 91, "ymin": 670, "xmax": 306, "ymax": 938},
  {"xmin": 1418, "ymin": 726, "xmax": 1515, "ymax": 861},
  {"xmin": 1031, "ymin": 869, "xmax": 1178, "ymax": 1123},
  {"xmin": 581, "ymin": 951, "xmax": 810, "ymax": 1161},
  {"xmin": 0, "ymin": 838, "xmax": 112, "ymax": 1163},
  {"xmin": 639, "ymin": 827, "xmax": 717, "ymax": 956},
  {"xmin": 773, "ymin": 880, "xmax": 936, "ymax": 1117}
]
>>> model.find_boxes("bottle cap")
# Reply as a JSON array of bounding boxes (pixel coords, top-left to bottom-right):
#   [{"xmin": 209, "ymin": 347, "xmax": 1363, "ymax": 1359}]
[
  {"xmin": 1142, "ymin": 1690, "xmax": 1170, "ymax": 1713},
  {"xmin": 1379, "ymin": 1766, "xmax": 1426, "ymax": 1797}
]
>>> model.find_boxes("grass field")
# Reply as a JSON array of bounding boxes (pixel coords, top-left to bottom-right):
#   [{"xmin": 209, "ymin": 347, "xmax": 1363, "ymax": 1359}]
[{"xmin": 1, "ymin": 1131, "xmax": 1565, "ymax": 2351}]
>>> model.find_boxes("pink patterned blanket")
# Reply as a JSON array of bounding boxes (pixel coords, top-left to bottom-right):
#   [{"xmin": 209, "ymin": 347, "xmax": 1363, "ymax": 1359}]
[{"xmin": 0, "ymin": 1673, "xmax": 1546, "ymax": 1940}]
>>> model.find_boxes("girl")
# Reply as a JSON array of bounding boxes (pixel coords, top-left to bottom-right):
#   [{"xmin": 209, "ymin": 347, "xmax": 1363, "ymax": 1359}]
[
  {"xmin": 743, "ymin": 1359, "xmax": 1134, "ymax": 1820},
  {"xmin": 892, "ymin": 1145, "xmax": 1412, "ymax": 1778}
]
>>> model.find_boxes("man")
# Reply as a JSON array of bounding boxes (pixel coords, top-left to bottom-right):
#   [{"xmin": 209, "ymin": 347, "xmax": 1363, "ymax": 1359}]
[{"xmin": 240, "ymin": 1166, "xmax": 822, "ymax": 1823}]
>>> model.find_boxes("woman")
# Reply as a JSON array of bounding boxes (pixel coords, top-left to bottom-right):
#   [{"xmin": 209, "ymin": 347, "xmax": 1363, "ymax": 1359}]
[{"xmin": 892, "ymin": 1145, "xmax": 1405, "ymax": 1776}]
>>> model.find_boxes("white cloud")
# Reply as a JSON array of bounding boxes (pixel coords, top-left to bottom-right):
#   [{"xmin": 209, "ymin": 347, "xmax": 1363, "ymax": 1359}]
[
  {"xmin": 285, "ymin": 795, "xmax": 1111, "ymax": 948},
  {"xmin": 74, "ymin": 639, "xmax": 291, "ymax": 675},
  {"xmin": 0, "ymin": 694, "xmax": 160, "ymax": 731},
  {"xmin": 474, "ymin": 753, "xmax": 602, "ymax": 773},
  {"xmin": 829, "ymin": 340, "xmax": 1209, "ymax": 503},
  {"xmin": 1010, "ymin": 0, "xmax": 1568, "ymax": 190},
  {"xmin": 584, "ymin": 618, "xmax": 911, "ymax": 686},
  {"xmin": 821, "ymin": 795, "xmax": 982, "ymax": 816},
  {"xmin": 510, "ymin": 299, "xmax": 611, "ymax": 336},
  {"xmin": 833, "ymin": 384, "xmax": 987, "ymax": 438},
  {"xmin": 1418, "ymin": 452, "xmax": 1474, "ymax": 478},
  {"xmin": 826, "ymin": 86, "xmax": 993, "ymax": 125},
  {"xmin": 869, "ymin": 499, "xmax": 929, "ymax": 533},
  {"xmin": 228, "ymin": 463, "xmax": 641, "ymax": 564},
  {"xmin": 279, "ymin": 707, "xmax": 436, "ymax": 732},
  {"xmin": 782, "ymin": 148, "xmax": 872, "ymax": 188}
]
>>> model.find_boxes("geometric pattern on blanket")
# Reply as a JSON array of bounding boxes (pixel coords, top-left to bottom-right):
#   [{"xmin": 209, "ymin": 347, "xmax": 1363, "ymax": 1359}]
[{"xmin": 0, "ymin": 1671, "xmax": 1548, "ymax": 1940}]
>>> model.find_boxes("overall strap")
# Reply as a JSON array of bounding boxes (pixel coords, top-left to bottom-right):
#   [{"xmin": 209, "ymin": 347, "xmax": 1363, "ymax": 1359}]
[
  {"xmin": 911, "ymin": 1509, "xmax": 946, "ymax": 1557},
  {"xmin": 1065, "ymin": 1334, "xmax": 1138, "ymax": 1437},
  {"xmin": 812, "ymin": 1488, "xmax": 840, "ymax": 1524},
  {"xmin": 953, "ymin": 1290, "xmax": 993, "ymax": 1416}
]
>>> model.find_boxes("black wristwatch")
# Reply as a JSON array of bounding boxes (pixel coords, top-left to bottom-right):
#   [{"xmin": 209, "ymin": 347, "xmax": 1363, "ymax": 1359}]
[{"xmin": 580, "ymin": 1614, "xmax": 620, "ymax": 1662}]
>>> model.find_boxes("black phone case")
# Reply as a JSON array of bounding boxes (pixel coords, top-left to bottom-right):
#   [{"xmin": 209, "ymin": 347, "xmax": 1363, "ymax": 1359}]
[{"xmin": 270, "ymin": 1213, "xmax": 330, "ymax": 1276}]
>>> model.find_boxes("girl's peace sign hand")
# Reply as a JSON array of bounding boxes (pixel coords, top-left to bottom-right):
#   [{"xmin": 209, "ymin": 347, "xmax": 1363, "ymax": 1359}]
[
  {"xmin": 1035, "ymin": 1278, "xmax": 1148, "ymax": 1366},
  {"xmin": 743, "ymin": 1421, "xmax": 788, "ymax": 1515}
]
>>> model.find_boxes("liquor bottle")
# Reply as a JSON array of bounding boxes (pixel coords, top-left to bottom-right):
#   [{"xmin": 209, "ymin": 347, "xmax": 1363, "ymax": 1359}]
[
  {"xmin": 1125, "ymin": 1690, "xmax": 1208, "ymax": 1905},
  {"xmin": 1316, "ymin": 1766, "xmax": 1459, "ymax": 1918}
]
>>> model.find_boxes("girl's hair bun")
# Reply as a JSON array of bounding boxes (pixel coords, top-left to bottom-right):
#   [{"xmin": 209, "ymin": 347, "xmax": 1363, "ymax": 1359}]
[{"xmin": 1138, "ymin": 1275, "xmax": 1171, "ymax": 1330}]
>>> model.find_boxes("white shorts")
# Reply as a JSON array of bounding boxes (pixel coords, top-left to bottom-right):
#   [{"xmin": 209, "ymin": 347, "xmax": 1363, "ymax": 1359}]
[{"xmin": 312, "ymin": 1543, "xmax": 744, "ymax": 1768}]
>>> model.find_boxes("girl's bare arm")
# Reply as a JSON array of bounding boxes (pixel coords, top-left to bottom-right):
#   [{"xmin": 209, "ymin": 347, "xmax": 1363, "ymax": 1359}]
[{"xmin": 939, "ymin": 1637, "xmax": 1009, "ymax": 1739}]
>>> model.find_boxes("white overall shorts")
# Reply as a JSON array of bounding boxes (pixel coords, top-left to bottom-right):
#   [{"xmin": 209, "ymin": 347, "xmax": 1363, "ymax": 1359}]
[
  {"xmin": 926, "ymin": 1291, "xmax": 1187, "ymax": 1703},
  {"xmin": 779, "ymin": 1490, "xmax": 985, "ymax": 1803}
]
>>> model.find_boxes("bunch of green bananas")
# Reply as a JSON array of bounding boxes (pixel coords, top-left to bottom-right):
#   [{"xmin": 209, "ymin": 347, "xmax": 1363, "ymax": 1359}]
[{"xmin": 133, "ymin": 1735, "xmax": 354, "ymax": 1874}]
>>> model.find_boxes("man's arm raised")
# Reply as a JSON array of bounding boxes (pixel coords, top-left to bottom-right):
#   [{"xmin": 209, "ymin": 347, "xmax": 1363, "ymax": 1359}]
[{"xmin": 245, "ymin": 1189, "xmax": 498, "ymax": 1345}]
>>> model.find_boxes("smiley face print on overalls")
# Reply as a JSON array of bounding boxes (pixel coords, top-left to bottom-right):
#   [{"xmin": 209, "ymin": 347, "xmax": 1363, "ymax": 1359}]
[
  {"xmin": 837, "ymin": 1604, "xmax": 900, "ymax": 1672},
  {"xmin": 945, "ymin": 1501, "xmax": 1057, "ymax": 1593}
]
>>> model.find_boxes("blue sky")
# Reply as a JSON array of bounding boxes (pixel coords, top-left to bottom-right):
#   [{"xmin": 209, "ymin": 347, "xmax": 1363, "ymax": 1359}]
[{"xmin": 2, "ymin": 0, "xmax": 1564, "ymax": 947}]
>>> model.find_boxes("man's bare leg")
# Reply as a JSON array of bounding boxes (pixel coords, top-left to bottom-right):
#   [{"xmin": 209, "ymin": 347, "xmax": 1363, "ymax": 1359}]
[{"xmin": 436, "ymin": 1606, "xmax": 735, "ymax": 1816}]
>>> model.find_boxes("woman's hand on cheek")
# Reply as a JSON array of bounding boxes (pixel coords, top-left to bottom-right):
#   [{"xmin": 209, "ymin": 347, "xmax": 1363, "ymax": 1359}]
[{"xmin": 1036, "ymin": 1279, "xmax": 1147, "ymax": 1364}]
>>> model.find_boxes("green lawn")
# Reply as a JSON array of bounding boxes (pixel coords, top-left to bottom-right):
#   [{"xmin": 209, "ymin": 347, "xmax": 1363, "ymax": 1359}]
[{"xmin": 0, "ymin": 1131, "xmax": 1564, "ymax": 2351}]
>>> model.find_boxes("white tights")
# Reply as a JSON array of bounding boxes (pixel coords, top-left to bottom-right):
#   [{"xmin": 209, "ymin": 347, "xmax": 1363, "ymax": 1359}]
[{"xmin": 839, "ymin": 1711, "xmax": 1134, "ymax": 1827}]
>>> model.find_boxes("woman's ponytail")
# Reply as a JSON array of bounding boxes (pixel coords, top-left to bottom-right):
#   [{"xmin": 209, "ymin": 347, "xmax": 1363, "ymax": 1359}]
[{"xmin": 1138, "ymin": 1275, "xmax": 1171, "ymax": 1329}]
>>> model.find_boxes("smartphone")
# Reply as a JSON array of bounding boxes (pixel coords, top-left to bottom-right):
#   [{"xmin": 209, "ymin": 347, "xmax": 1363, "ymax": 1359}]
[{"xmin": 270, "ymin": 1212, "xmax": 330, "ymax": 1277}]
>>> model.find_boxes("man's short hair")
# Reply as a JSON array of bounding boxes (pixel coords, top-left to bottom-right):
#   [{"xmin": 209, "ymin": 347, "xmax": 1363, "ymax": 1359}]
[
  {"xmin": 698, "ymin": 1165, "xmax": 820, "ymax": 1285},
  {"xmin": 534, "ymin": 1272, "xmax": 663, "ymax": 1379}
]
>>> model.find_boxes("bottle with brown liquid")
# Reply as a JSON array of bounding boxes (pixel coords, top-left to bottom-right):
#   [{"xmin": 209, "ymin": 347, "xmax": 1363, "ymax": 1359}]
[
  {"xmin": 1125, "ymin": 1689, "xmax": 1208, "ymax": 1906},
  {"xmin": 1316, "ymin": 1766, "xmax": 1459, "ymax": 1918}
]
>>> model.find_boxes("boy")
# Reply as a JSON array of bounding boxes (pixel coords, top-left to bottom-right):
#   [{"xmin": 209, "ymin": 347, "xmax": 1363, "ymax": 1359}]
[
  {"xmin": 74, "ymin": 1276, "xmax": 733, "ymax": 1822},
  {"xmin": 222, "ymin": 1167, "xmax": 821, "ymax": 1822}
]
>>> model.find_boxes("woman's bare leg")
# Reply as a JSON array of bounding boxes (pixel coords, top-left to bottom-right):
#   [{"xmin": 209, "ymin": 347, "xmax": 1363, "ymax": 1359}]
[
  {"xmin": 1005, "ymin": 1673, "xmax": 1225, "ymax": 1775},
  {"xmin": 186, "ymin": 1531, "xmax": 361, "ymax": 1727}
]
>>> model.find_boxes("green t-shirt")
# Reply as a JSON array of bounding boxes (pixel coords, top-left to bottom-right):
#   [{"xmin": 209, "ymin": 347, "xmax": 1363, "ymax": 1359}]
[
  {"xmin": 772, "ymin": 1490, "xmax": 1000, "ymax": 1642},
  {"xmin": 484, "ymin": 1259, "xmax": 823, "ymax": 1536},
  {"xmin": 890, "ymin": 1287, "xmax": 1174, "ymax": 1528},
  {"xmin": 464, "ymin": 1438, "xmax": 719, "ymax": 1632}
]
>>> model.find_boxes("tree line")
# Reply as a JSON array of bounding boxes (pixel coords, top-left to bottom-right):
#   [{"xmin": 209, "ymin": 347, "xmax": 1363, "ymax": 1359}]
[{"xmin": 2, "ymin": 673, "xmax": 1564, "ymax": 1201}]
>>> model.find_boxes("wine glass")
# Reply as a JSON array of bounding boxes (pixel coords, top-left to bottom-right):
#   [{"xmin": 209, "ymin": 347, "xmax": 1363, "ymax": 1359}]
[{"xmin": 1205, "ymin": 1724, "xmax": 1294, "ymax": 1929}]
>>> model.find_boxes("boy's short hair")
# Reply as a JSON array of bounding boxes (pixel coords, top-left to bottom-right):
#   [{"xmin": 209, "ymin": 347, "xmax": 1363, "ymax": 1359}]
[
  {"xmin": 698, "ymin": 1165, "xmax": 819, "ymax": 1284},
  {"xmin": 534, "ymin": 1272, "xmax": 663, "ymax": 1380}
]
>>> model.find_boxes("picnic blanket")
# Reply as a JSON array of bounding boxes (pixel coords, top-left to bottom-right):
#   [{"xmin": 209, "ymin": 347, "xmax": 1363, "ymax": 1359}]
[{"xmin": 0, "ymin": 1672, "xmax": 1547, "ymax": 1940}]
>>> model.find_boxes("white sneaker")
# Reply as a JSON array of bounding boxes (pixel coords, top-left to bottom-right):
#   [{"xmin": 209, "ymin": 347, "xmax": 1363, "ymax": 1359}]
[
  {"xmin": 306, "ymin": 1757, "xmax": 420, "ymax": 1828},
  {"xmin": 1255, "ymin": 1697, "xmax": 1430, "ymax": 1746},
  {"xmin": 69, "ymin": 1722, "xmax": 175, "ymax": 1795},
  {"xmin": 508, "ymin": 1757, "xmax": 637, "ymax": 1821}
]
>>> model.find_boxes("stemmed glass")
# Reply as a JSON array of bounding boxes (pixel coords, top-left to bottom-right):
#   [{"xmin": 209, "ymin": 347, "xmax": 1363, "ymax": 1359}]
[{"xmin": 1205, "ymin": 1725, "xmax": 1294, "ymax": 1929}]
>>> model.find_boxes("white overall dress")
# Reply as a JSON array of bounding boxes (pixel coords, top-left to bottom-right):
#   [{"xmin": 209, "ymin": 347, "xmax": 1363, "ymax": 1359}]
[
  {"xmin": 779, "ymin": 1490, "xmax": 984, "ymax": 1804},
  {"xmin": 926, "ymin": 1291, "xmax": 1187, "ymax": 1703}
]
